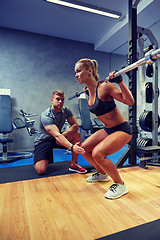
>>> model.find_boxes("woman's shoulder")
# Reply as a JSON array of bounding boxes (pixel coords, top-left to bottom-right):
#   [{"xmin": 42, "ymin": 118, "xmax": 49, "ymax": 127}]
[
  {"xmin": 97, "ymin": 81, "xmax": 115, "ymax": 99},
  {"xmin": 98, "ymin": 80, "xmax": 115, "ymax": 90}
]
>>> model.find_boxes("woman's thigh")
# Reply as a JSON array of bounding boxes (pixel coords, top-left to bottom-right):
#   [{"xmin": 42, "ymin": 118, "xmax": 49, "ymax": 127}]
[
  {"xmin": 92, "ymin": 131, "xmax": 132, "ymax": 158},
  {"xmin": 81, "ymin": 128, "xmax": 108, "ymax": 152}
]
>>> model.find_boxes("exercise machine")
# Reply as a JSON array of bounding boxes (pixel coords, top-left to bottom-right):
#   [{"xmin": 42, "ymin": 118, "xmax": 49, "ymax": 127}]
[
  {"xmin": 0, "ymin": 95, "xmax": 37, "ymax": 163},
  {"xmin": 19, "ymin": 109, "xmax": 37, "ymax": 136}
]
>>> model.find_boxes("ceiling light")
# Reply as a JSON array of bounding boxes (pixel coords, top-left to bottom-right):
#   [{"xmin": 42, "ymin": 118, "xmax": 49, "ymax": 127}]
[{"xmin": 45, "ymin": 0, "xmax": 121, "ymax": 19}]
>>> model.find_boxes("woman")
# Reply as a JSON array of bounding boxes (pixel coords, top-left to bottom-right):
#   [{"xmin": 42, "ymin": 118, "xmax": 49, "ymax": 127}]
[{"xmin": 74, "ymin": 58, "xmax": 134, "ymax": 199}]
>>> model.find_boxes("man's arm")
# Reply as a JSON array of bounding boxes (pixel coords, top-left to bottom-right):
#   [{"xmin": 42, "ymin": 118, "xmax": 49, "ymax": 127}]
[
  {"xmin": 62, "ymin": 116, "xmax": 79, "ymax": 137},
  {"xmin": 45, "ymin": 124, "xmax": 72, "ymax": 149},
  {"xmin": 45, "ymin": 124, "xmax": 85, "ymax": 154}
]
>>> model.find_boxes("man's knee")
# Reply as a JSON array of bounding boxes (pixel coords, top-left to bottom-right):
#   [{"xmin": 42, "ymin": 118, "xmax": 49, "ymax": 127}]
[
  {"xmin": 65, "ymin": 131, "xmax": 81, "ymax": 146},
  {"xmin": 70, "ymin": 131, "xmax": 81, "ymax": 143},
  {"xmin": 34, "ymin": 160, "xmax": 48, "ymax": 175},
  {"xmin": 35, "ymin": 167, "xmax": 46, "ymax": 175}
]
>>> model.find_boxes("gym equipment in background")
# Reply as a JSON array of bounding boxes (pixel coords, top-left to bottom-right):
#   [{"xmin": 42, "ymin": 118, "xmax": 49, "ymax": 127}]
[
  {"xmin": 135, "ymin": 27, "xmax": 160, "ymax": 168},
  {"xmin": 0, "ymin": 95, "xmax": 35, "ymax": 163},
  {"xmin": 19, "ymin": 109, "xmax": 37, "ymax": 136},
  {"xmin": 139, "ymin": 111, "xmax": 160, "ymax": 132}
]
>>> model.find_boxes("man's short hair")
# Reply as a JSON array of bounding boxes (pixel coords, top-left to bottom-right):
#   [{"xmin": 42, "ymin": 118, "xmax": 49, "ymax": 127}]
[{"xmin": 52, "ymin": 90, "xmax": 64, "ymax": 98}]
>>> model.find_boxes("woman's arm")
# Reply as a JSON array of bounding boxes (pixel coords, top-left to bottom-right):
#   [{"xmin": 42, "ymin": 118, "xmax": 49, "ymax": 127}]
[
  {"xmin": 113, "ymin": 81, "xmax": 135, "ymax": 105},
  {"xmin": 107, "ymin": 71, "xmax": 134, "ymax": 105},
  {"xmin": 101, "ymin": 78, "xmax": 134, "ymax": 106}
]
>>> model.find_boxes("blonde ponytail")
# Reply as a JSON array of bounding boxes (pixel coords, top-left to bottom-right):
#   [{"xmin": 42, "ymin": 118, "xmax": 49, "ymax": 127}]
[{"xmin": 76, "ymin": 58, "xmax": 99, "ymax": 81}]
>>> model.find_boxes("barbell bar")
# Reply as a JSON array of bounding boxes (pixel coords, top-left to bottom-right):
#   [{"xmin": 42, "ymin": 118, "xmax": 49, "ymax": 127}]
[
  {"xmin": 69, "ymin": 48, "xmax": 160, "ymax": 100},
  {"xmin": 105, "ymin": 48, "xmax": 160, "ymax": 81}
]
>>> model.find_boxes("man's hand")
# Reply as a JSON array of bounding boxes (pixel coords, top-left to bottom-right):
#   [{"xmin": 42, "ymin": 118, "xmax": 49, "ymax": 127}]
[{"xmin": 72, "ymin": 142, "xmax": 85, "ymax": 155}]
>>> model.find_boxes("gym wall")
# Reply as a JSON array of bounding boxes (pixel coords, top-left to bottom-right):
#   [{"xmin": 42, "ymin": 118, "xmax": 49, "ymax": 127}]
[{"xmin": 0, "ymin": 27, "xmax": 128, "ymax": 151}]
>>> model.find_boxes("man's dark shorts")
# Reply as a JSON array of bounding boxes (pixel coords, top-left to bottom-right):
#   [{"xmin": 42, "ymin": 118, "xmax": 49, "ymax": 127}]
[{"xmin": 34, "ymin": 138, "xmax": 66, "ymax": 164}]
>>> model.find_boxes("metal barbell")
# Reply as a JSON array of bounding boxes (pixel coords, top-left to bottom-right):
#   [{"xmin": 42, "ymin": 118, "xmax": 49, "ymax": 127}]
[
  {"xmin": 69, "ymin": 48, "xmax": 160, "ymax": 100},
  {"xmin": 105, "ymin": 48, "xmax": 160, "ymax": 81}
]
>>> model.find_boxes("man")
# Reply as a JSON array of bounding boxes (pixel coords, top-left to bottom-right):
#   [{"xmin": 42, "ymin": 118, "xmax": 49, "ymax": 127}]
[{"xmin": 34, "ymin": 90, "xmax": 87, "ymax": 175}]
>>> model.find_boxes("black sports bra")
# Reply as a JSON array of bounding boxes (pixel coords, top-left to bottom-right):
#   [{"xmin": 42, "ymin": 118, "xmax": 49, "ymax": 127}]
[{"xmin": 88, "ymin": 83, "xmax": 116, "ymax": 116}]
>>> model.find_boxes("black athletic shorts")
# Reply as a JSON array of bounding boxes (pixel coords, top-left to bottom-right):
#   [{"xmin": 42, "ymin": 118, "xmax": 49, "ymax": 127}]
[
  {"xmin": 34, "ymin": 138, "xmax": 66, "ymax": 164},
  {"xmin": 104, "ymin": 121, "xmax": 132, "ymax": 136}
]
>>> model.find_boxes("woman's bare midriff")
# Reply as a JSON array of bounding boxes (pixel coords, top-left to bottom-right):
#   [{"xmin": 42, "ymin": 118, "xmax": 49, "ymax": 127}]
[{"xmin": 97, "ymin": 106, "xmax": 126, "ymax": 128}]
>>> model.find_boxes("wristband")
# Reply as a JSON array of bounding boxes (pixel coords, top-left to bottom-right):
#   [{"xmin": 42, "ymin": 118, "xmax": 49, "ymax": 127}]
[
  {"xmin": 109, "ymin": 70, "xmax": 123, "ymax": 84},
  {"xmin": 109, "ymin": 75, "xmax": 123, "ymax": 84},
  {"xmin": 71, "ymin": 145, "xmax": 74, "ymax": 152}
]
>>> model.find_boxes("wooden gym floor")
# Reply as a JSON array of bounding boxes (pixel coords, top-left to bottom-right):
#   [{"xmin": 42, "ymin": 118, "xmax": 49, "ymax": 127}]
[{"xmin": 0, "ymin": 166, "xmax": 160, "ymax": 240}]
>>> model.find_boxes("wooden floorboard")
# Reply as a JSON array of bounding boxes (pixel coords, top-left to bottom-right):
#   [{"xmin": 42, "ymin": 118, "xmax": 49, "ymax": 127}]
[{"xmin": 0, "ymin": 166, "xmax": 160, "ymax": 240}]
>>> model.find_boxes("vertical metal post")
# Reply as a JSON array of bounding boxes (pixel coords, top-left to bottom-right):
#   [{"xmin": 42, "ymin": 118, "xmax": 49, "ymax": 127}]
[
  {"xmin": 116, "ymin": 0, "xmax": 138, "ymax": 168},
  {"xmin": 138, "ymin": 38, "xmax": 146, "ymax": 112},
  {"xmin": 128, "ymin": 0, "xmax": 138, "ymax": 166},
  {"xmin": 152, "ymin": 60, "xmax": 159, "ymax": 146}
]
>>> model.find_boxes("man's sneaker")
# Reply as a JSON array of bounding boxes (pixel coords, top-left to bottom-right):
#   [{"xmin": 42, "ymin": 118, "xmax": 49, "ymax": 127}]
[
  {"xmin": 86, "ymin": 172, "xmax": 110, "ymax": 182},
  {"xmin": 104, "ymin": 182, "xmax": 128, "ymax": 199},
  {"xmin": 69, "ymin": 163, "xmax": 87, "ymax": 174}
]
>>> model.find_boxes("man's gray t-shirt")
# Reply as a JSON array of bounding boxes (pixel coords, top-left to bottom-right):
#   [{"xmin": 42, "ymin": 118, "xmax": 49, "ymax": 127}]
[{"xmin": 34, "ymin": 106, "xmax": 73, "ymax": 145}]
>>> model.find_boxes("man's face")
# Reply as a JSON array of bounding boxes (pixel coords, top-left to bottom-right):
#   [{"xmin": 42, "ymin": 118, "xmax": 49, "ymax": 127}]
[{"xmin": 51, "ymin": 94, "xmax": 65, "ymax": 112}]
